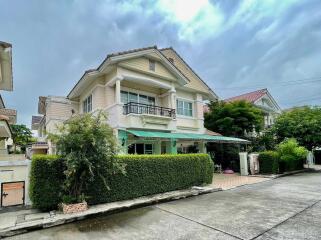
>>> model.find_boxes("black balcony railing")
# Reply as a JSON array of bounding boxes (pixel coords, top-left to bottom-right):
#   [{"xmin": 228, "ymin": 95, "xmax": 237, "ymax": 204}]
[{"xmin": 123, "ymin": 102, "xmax": 176, "ymax": 119}]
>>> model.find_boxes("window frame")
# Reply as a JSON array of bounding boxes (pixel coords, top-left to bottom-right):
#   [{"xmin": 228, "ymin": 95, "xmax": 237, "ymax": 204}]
[
  {"xmin": 176, "ymin": 99, "xmax": 193, "ymax": 117},
  {"xmin": 83, "ymin": 94, "xmax": 92, "ymax": 113},
  {"xmin": 121, "ymin": 90, "xmax": 155, "ymax": 105}
]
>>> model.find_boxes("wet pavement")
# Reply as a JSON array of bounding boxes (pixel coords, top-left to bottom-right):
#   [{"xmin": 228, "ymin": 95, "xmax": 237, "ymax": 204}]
[{"xmin": 7, "ymin": 172, "xmax": 321, "ymax": 240}]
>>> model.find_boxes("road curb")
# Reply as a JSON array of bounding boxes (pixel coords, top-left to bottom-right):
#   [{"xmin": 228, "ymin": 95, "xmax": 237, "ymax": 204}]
[
  {"xmin": 250, "ymin": 168, "xmax": 313, "ymax": 179},
  {"xmin": 0, "ymin": 186, "xmax": 221, "ymax": 238}
]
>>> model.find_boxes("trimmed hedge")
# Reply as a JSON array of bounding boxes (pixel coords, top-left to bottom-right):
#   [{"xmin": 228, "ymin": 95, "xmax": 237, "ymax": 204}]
[
  {"xmin": 29, "ymin": 155, "xmax": 65, "ymax": 211},
  {"xmin": 29, "ymin": 153, "xmax": 213, "ymax": 210},
  {"xmin": 258, "ymin": 151, "xmax": 279, "ymax": 174},
  {"xmin": 86, "ymin": 154, "xmax": 213, "ymax": 204}
]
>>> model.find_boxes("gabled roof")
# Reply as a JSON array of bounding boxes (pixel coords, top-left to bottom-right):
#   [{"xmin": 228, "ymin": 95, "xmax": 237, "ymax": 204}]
[
  {"xmin": 160, "ymin": 47, "xmax": 218, "ymax": 100},
  {"xmin": 67, "ymin": 46, "xmax": 191, "ymax": 99},
  {"xmin": 224, "ymin": 88, "xmax": 282, "ymax": 112},
  {"xmin": 224, "ymin": 88, "xmax": 268, "ymax": 103}
]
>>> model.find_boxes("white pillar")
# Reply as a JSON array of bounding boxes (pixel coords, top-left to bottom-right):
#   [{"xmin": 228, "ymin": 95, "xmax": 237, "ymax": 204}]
[{"xmin": 115, "ymin": 79, "xmax": 121, "ymax": 104}]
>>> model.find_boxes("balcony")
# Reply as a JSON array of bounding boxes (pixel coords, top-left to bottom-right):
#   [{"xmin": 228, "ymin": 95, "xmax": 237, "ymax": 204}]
[{"xmin": 123, "ymin": 102, "xmax": 176, "ymax": 119}]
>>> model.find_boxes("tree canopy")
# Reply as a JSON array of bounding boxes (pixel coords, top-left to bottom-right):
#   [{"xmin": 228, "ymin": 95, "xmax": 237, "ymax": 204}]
[
  {"xmin": 272, "ymin": 106, "xmax": 321, "ymax": 150},
  {"xmin": 11, "ymin": 124, "xmax": 33, "ymax": 152},
  {"xmin": 204, "ymin": 100, "xmax": 263, "ymax": 137}
]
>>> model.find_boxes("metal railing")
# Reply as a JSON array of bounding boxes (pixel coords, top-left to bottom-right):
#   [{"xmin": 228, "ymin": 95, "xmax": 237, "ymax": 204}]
[{"xmin": 123, "ymin": 102, "xmax": 176, "ymax": 119}]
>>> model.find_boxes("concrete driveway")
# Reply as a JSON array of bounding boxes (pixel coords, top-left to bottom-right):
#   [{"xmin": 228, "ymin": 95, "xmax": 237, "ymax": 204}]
[{"xmin": 7, "ymin": 172, "xmax": 321, "ymax": 240}]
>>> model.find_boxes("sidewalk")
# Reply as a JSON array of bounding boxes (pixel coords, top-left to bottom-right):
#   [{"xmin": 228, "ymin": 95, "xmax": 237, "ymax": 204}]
[{"xmin": 0, "ymin": 186, "xmax": 221, "ymax": 238}]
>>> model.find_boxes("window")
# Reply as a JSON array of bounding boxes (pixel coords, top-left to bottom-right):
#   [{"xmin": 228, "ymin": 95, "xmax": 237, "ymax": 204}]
[
  {"xmin": 121, "ymin": 91, "xmax": 128, "ymax": 103},
  {"xmin": 127, "ymin": 143, "xmax": 153, "ymax": 154},
  {"xmin": 149, "ymin": 59, "xmax": 155, "ymax": 71},
  {"xmin": 129, "ymin": 92, "xmax": 138, "ymax": 103},
  {"xmin": 83, "ymin": 94, "xmax": 92, "ymax": 113},
  {"xmin": 168, "ymin": 57, "xmax": 174, "ymax": 64},
  {"xmin": 176, "ymin": 99, "xmax": 193, "ymax": 117},
  {"xmin": 121, "ymin": 91, "xmax": 155, "ymax": 105}
]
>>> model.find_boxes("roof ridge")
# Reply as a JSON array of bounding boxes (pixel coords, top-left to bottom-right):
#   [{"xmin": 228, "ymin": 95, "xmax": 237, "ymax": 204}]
[
  {"xmin": 106, "ymin": 45, "xmax": 157, "ymax": 58},
  {"xmin": 225, "ymin": 88, "xmax": 267, "ymax": 100}
]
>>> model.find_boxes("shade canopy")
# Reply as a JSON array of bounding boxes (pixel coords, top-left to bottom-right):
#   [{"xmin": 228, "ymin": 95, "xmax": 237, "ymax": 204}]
[{"xmin": 126, "ymin": 130, "xmax": 250, "ymax": 144}]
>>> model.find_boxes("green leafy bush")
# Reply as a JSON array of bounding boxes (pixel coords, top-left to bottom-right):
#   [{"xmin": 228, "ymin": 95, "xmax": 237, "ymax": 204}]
[
  {"xmin": 29, "ymin": 155, "xmax": 65, "ymax": 211},
  {"xmin": 258, "ymin": 139, "xmax": 308, "ymax": 174},
  {"xmin": 85, "ymin": 154, "xmax": 214, "ymax": 204},
  {"xmin": 49, "ymin": 112, "xmax": 125, "ymax": 204},
  {"xmin": 277, "ymin": 138, "xmax": 308, "ymax": 172},
  {"xmin": 258, "ymin": 151, "xmax": 279, "ymax": 174},
  {"xmin": 29, "ymin": 153, "xmax": 213, "ymax": 210}
]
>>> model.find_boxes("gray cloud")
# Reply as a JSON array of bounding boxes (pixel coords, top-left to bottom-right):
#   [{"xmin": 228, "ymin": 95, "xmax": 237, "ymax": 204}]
[{"xmin": 0, "ymin": 0, "xmax": 321, "ymax": 126}]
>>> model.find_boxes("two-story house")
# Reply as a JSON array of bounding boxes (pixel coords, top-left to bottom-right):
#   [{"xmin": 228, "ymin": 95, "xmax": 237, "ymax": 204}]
[
  {"xmin": 224, "ymin": 88, "xmax": 282, "ymax": 128},
  {"xmin": 32, "ymin": 46, "xmax": 247, "ymax": 155}
]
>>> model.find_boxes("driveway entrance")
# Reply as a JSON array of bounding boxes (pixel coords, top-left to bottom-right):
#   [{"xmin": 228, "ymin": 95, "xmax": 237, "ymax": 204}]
[
  {"xmin": 1, "ymin": 181, "xmax": 25, "ymax": 207},
  {"xmin": 211, "ymin": 173, "xmax": 269, "ymax": 190}
]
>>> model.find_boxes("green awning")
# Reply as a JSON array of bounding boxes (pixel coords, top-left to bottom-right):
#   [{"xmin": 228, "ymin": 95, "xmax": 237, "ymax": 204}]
[{"xmin": 126, "ymin": 130, "xmax": 250, "ymax": 144}]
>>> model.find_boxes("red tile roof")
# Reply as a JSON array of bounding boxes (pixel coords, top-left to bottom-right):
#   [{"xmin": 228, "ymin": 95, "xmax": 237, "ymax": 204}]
[{"xmin": 224, "ymin": 88, "xmax": 268, "ymax": 103}]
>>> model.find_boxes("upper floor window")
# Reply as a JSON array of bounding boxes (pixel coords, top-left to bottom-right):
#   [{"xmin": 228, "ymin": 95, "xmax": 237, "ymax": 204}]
[
  {"xmin": 121, "ymin": 90, "xmax": 155, "ymax": 105},
  {"xmin": 149, "ymin": 59, "xmax": 155, "ymax": 71},
  {"xmin": 83, "ymin": 94, "xmax": 92, "ymax": 113},
  {"xmin": 177, "ymin": 99, "xmax": 193, "ymax": 117}
]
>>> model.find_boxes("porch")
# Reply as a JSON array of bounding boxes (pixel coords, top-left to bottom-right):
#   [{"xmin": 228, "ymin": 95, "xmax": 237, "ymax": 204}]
[{"xmin": 118, "ymin": 129, "xmax": 249, "ymax": 155}]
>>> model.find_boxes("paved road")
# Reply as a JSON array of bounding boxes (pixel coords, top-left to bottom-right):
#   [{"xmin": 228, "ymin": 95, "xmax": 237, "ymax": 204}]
[{"xmin": 7, "ymin": 172, "xmax": 321, "ymax": 240}]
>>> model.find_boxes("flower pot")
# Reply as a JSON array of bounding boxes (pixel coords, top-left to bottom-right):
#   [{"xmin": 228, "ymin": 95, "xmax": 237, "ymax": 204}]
[{"xmin": 62, "ymin": 201, "xmax": 88, "ymax": 214}]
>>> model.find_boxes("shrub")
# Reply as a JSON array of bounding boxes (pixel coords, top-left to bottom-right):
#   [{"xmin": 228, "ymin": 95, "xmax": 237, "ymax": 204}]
[
  {"xmin": 85, "ymin": 154, "xmax": 213, "ymax": 204},
  {"xmin": 49, "ymin": 112, "xmax": 125, "ymax": 204},
  {"xmin": 29, "ymin": 155, "xmax": 65, "ymax": 211},
  {"xmin": 29, "ymin": 153, "xmax": 213, "ymax": 210},
  {"xmin": 258, "ymin": 151, "xmax": 279, "ymax": 174},
  {"xmin": 277, "ymin": 138, "xmax": 308, "ymax": 172}
]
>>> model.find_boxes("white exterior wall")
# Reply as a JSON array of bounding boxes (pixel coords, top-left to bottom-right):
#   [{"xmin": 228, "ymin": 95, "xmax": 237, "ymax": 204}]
[
  {"xmin": 43, "ymin": 54, "xmax": 214, "ymax": 139},
  {"xmin": 0, "ymin": 160, "xmax": 31, "ymax": 205}
]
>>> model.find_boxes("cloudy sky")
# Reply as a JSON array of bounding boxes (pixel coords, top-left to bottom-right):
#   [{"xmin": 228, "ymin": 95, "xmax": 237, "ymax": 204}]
[{"xmin": 1, "ymin": 0, "xmax": 321, "ymax": 125}]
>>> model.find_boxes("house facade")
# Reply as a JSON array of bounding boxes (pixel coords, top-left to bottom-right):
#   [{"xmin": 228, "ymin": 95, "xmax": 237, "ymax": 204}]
[
  {"xmin": 32, "ymin": 46, "xmax": 247, "ymax": 155},
  {"xmin": 0, "ymin": 41, "xmax": 30, "ymax": 208},
  {"xmin": 224, "ymin": 88, "xmax": 282, "ymax": 128}
]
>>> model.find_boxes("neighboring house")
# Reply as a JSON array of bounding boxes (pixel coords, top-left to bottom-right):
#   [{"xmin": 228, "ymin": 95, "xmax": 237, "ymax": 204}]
[
  {"xmin": 0, "ymin": 41, "xmax": 30, "ymax": 208},
  {"xmin": 32, "ymin": 46, "xmax": 247, "ymax": 155},
  {"xmin": 224, "ymin": 88, "xmax": 282, "ymax": 128}
]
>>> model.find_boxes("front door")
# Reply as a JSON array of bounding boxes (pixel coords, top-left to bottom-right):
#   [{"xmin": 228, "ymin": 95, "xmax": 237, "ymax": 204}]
[{"xmin": 1, "ymin": 181, "xmax": 25, "ymax": 207}]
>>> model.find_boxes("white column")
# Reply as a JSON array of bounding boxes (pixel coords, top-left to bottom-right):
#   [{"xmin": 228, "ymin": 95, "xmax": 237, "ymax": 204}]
[
  {"xmin": 115, "ymin": 79, "xmax": 121, "ymax": 104},
  {"xmin": 169, "ymin": 83, "xmax": 176, "ymax": 109}
]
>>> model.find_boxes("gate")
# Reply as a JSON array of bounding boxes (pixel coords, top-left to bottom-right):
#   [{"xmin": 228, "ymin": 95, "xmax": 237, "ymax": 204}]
[{"xmin": 1, "ymin": 181, "xmax": 25, "ymax": 207}]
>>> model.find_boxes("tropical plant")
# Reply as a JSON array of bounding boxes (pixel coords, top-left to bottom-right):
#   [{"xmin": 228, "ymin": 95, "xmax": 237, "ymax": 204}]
[
  {"xmin": 204, "ymin": 100, "xmax": 263, "ymax": 137},
  {"xmin": 49, "ymin": 111, "xmax": 126, "ymax": 204},
  {"xmin": 276, "ymin": 138, "xmax": 308, "ymax": 172}
]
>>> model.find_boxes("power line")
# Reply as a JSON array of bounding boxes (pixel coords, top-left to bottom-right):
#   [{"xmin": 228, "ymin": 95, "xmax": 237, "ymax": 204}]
[
  {"xmin": 216, "ymin": 76, "xmax": 321, "ymax": 90},
  {"xmin": 285, "ymin": 96, "xmax": 321, "ymax": 105}
]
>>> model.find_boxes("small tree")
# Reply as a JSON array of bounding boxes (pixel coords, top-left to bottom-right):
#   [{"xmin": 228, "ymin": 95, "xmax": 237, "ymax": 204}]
[
  {"xmin": 50, "ymin": 112, "xmax": 125, "ymax": 203},
  {"xmin": 11, "ymin": 124, "xmax": 33, "ymax": 152},
  {"xmin": 205, "ymin": 100, "xmax": 263, "ymax": 137}
]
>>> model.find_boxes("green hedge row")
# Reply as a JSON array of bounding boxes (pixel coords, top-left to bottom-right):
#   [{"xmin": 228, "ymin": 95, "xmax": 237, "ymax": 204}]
[
  {"xmin": 258, "ymin": 150, "xmax": 306, "ymax": 174},
  {"xmin": 258, "ymin": 151, "xmax": 279, "ymax": 174},
  {"xmin": 29, "ymin": 154, "xmax": 213, "ymax": 211},
  {"xmin": 29, "ymin": 155, "xmax": 65, "ymax": 211}
]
